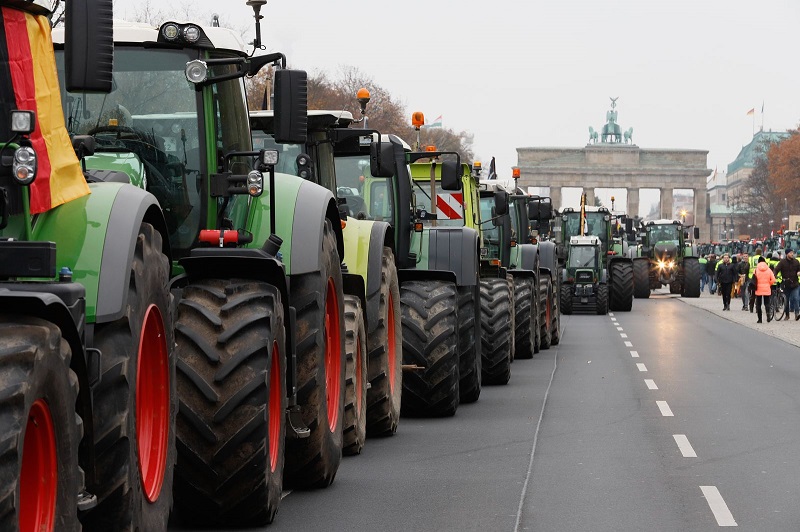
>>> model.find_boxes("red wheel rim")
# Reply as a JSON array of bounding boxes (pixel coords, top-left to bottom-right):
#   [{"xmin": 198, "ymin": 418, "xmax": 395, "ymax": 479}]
[
  {"xmin": 20, "ymin": 399, "xmax": 57, "ymax": 532},
  {"xmin": 387, "ymin": 292, "xmax": 397, "ymax": 394},
  {"xmin": 268, "ymin": 340, "xmax": 281, "ymax": 472},
  {"xmin": 325, "ymin": 278, "xmax": 342, "ymax": 431},
  {"xmin": 136, "ymin": 304, "xmax": 169, "ymax": 503}
]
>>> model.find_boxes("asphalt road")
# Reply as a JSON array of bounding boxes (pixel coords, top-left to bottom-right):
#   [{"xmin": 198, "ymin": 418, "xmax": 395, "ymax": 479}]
[{"xmin": 172, "ymin": 290, "xmax": 800, "ymax": 531}]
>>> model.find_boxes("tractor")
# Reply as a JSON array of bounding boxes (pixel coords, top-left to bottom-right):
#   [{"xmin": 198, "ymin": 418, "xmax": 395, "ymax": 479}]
[
  {"xmin": 560, "ymin": 235, "xmax": 609, "ymax": 315},
  {"xmin": 54, "ymin": 6, "xmax": 348, "ymax": 526},
  {"xmin": 1, "ymin": 1, "xmax": 176, "ymax": 529},
  {"xmin": 249, "ymin": 109, "xmax": 403, "ymax": 455},
  {"xmin": 632, "ymin": 219, "xmax": 701, "ymax": 298}
]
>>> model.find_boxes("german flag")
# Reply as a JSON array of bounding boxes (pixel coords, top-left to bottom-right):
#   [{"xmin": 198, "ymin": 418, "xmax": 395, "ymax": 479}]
[{"xmin": 1, "ymin": 6, "xmax": 88, "ymax": 214}]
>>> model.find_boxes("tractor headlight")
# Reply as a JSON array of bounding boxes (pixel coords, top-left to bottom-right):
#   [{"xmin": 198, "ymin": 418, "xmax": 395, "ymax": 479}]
[
  {"xmin": 10, "ymin": 110, "xmax": 35, "ymax": 134},
  {"xmin": 185, "ymin": 60, "xmax": 208, "ymax": 84},
  {"xmin": 260, "ymin": 149, "xmax": 278, "ymax": 166},
  {"xmin": 247, "ymin": 170, "xmax": 263, "ymax": 197},
  {"xmin": 161, "ymin": 23, "xmax": 180, "ymax": 41},
  {"xmin": 12, "ymin": 146, "xmax": 37, "ymax": 185},
  {"xmin": 183, "ymin": 25, "xmax": 201, "ymax": 43}
]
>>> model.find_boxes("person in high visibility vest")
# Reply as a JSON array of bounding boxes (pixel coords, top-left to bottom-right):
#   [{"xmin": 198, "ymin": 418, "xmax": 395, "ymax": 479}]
[
  {"xmin": 775, "ymin": 248, "xmax": 800, "ymax": 320},
  {"xmin": 746, "ymin": 247, "xmax": 764, "ymax": 312}
]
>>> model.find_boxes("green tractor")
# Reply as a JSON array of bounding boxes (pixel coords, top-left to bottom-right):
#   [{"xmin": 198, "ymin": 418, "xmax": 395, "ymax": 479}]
[
  {"xmin": 560, "ymin": 235, "xmax": 609, "ymax": 315},
  {"xmin": 632, "ymin": 219, "xmax": 701, "ymax": 298},
  {"xmin": 249, "ymin": 109, "xmax": 403, "ymax": 455},
  {"xmin": 556, "ymin": 202, "xmax": 634, "ymax": 311},
  {"xmin": 54, "ymin": 8, "xmax": 349, "ymax": 526},
  {"xmin": 1, "ymin": 1, "xmax": 176, "ymax": 529}
]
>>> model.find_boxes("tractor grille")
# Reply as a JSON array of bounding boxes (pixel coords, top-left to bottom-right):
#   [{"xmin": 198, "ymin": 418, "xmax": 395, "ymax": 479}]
[{"xmin": 576, "ymin": 271, "xmax": 593, "ymax": 283}]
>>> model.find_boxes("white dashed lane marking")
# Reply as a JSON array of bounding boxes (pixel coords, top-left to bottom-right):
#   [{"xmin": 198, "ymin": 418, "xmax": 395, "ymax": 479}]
[
  {"xmin": 630, "ymin": 351, "xmax": 639, "ymax": 357},
  {"xmin": 656, "ymin": 401, "xmax": 674, "ymax": 416},
  {"xmin": 644, "ymin": 379, "xmax": 657, "ymax": 390},
  {"xmin": 624, "ymin": 341, "xmax": 633, "ymax": 347},
  {"xmin": 608, "ymin": 313, "xmax": 614, "ymax": 316},
  {"xmin": 636, "ymin": 363, "xmax": 647, "ymax": 372},
  {"xmin": 620, "ymin": 333, "xmax": 628, "ymax": 338},
  {"xmin": 673, "ymin": 434, "xmax": 697, "ymax": 457},
  {"xmin": 700, "ymin": 486, "xmax": 737, "ymax": 526}
]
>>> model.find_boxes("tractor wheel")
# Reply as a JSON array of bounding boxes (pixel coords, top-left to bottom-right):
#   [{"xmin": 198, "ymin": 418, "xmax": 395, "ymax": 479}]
[
  {"xmin": 0, "ymin": 317, "xmax": 80, "ymax": 532},
  {"xmin": 532, "ymin": 277, "xmax": 542, "ymax": 354},
  {"xmin": 400, "ymin": 280, "xmax": 459, "ymax": 417},
  {"xmin": 284, "ymin": 218, "xmax": 346, "ymax": 488},
  {"xmin": 670, "ymin": 280, "xmax": 682, "ymax": 294},
  {"xmin": 479, "ymin": 278, "xmax": 512, "ymax": 385},
  {"xmin": 609, "ymin": 260, "xmax": 633, "ymax": 311},
  {"xmin": 457, "ymin": 284, "xmax": 481, "ymax": 403},
  {"xmin": 682, "ymin": 257, "xmax": 702, "ymax": 298},
  {"xmin": 513, "ymin": 277, "xmax": 535, "ymax": 359},
  {"xmin": 174, "ymin": 281, "xmax": 286, "ymax": 526},
  {"xmin": 343, "ymin": 295, "xmax": 367, "ymax": 456},
  {"xmin": 506, "ymin": 274, "xmax": 516, "ymax": 361},
  {"xmin": 596, "ymin": 284, "xmax": 609, "ymax": 315},
  {"xmin": 539, "ymin": 276, "xmax": 553, "ymax": 350},
  {"xmin": 633, "ymin": 258, "xmax": 651, "ymax": 299},
  {"xmin": 82, "ymin": 223, "xmax": 175, "ymax": 531},
  {"xmin": 560, "ymin": 283, "xmax": 573, "ymax": 315},
  {"xmin": 366, "ymin": 247, "xmax": 402, "ymax": 437},
  {"xmin": 551, "ymin": 278, "xmax": 562, "ymax": 346}
]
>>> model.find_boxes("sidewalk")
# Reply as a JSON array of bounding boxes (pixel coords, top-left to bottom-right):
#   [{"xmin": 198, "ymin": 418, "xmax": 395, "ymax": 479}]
[{"xmin": 674, "ymin": 288, "xmax": 800, "ymax": 348}]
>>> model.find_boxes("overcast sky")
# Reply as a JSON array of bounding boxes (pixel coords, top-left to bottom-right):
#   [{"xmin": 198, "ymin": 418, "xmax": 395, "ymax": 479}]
[{"xmin": 114, "ymin": 0, "xmax": 800, "ymax": 188}]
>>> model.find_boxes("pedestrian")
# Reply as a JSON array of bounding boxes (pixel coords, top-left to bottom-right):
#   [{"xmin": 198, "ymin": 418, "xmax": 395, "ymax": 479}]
[
  {"xmin": 737, "ymin": 252, "xmax": 750, "ymax": 310},
  {"xmin": 699, "ymin": 254, "xmax": 708, "ymax": 293},
  {"xmin": 747, "ymin": 247, "xmax": 764, "ymax": 312},
  {"xmin": 715, "ymin": 253, "xmax": 737, "ymax": 311},
  {"xmin": 706, "ymin": 254, "xmax": 718, "ymax": 294},
  {"xmin": 753, "ymin": 256, "xmax": 776, "ymax": 323},
  {"xmin": 774, "ymin": 248, "xmax": 800, "ymax": 320}
]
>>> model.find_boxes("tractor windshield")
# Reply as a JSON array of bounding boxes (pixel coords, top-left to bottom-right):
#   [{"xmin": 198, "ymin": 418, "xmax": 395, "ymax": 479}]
[
  {"xmin": 563, "ymin": 212, "xmax": 608, "ymax": 250},
  {"xmin": 412, "ymin": 180, "xmax": 464, "ymax": 227},
  {"xmin": 648, "ymin": 224, "xmax": 680, "ymax": 245},
  {"xmin": 569, "ymin": 246, "xmax": 597, "ymax": 269},
  {"xmin": 56, "ymin": 47, "xmax": 253, "ymax": 256},
  {"xmin": 479, "ymin": 195, "xmax": 502, "ymax": 259},
  {"xmin": 333, "ymin": 155, "xmax": 394, "ymax": 222}
]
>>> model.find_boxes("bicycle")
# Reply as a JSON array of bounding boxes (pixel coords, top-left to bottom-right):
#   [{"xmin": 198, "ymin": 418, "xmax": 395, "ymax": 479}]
[{"xmin": 769, "ymin": 284, "xmax": 788, "ymax": 321}]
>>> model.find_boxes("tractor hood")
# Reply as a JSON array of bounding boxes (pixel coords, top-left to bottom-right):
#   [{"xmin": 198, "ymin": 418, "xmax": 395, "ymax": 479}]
[{"xmin": 654, "ymin": 242, "xmax": 678, "ymax": 261}]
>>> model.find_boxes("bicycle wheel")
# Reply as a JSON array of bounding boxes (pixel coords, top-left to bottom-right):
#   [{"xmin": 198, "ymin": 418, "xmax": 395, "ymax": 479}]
[{"xmin": 774, "ymin": 291, "xmax": 787, "ymax": 321}]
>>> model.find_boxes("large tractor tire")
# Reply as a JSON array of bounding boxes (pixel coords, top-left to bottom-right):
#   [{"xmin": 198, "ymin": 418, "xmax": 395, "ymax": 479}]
[
  {"xmin": 682, "ymin": 257, "xmax": 702, "ymax": 298},
  {"xmin": 479, "ymin": 278, "xmax": 512, "ymax": 385},
  {"xmin": 670, "ymin": 279, "xmax": 682, "ymax": 294},
  {"xmin": 609, "ymin": 260, "xmax": 634, "ymax": 311},
  {"xmin": 400, "ymin": 280, "xmax": 459, "ymax": 417},
  {"xmin": 532, "ymin": 277, "xmax": 542, "ymax": 354},
  {"xmin": 551, "ymin": 279, "xmax": 562, "ymax": 346},
  {"xmin": 506, "ymin": 275, "xmax": 516, "ymax": 361},
  {"xmin": 596, "ymin": 283, "xmax": 609, "ymax": 315},
  {"xmin": 0, "ymin": 317, "xmax": 81, "ymax": 532},
  {"xmin": 343, "ymin": 295, "xmax": 367, "ymax": 456},
  {"xmin": 174, "ymin": 281, "xmax": 286, "ymax": 526},
  {"xmin": 539, "ymin": 276, "xmax": 553, "ymax": 350},
  {"xmin": 560, "ymin": 283, "xmax": 574, "ymax": 315},
  {"xmin": 366, "ymin": 247, "xmax": 402, "ymax": 437},
  {"xmin": 82, "ymin": 223, "xmax": 175, "ymax": 531},
  {"xmin": 284, "ymin": 219, "xmax": 346, "ymax": 489},
  {"xmin": 457, "ymin": 285, "xmax": 481, "ymax": 403},
  {"xmin": 633, "ymin": 258, "xmax": 651, "ymax": 299},
  {"xmin": 513, "ymin": 276, "xmax": 536, "ymax": 359}
]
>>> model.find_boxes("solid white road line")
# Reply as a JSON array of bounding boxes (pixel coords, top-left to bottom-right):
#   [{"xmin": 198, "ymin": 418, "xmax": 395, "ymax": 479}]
[
  {"xmin": 620, "ymin": 333, "xmax": 628, "ymax": 338},
  {"xmin": 624, "ymin": 341, "xmax": 633, "ymax": 347},
  {"xmin": 673, "ymin": 434, "xmax": 697, "ymax": 457},
  {"xmin": 700, "ymin": 486, "xmax": 737, "ymax": 526},
  {"xmin": 630, "ymin": 350, "xmax": 639, "ymax": 357},
  {"xmin": 657, "ymin": 400, "xmax": 674, "ymax": 416},
  {"xmin": 636, "ymin": 363, "xmax": 647, "ymax": 372},
  {"xmin": 644, "ymin": 379, "xmax": 657, "ymax": 390}
]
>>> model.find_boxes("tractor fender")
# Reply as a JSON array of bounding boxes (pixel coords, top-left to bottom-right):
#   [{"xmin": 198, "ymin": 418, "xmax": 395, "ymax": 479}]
[
  {"xmin": 31, "ymin": 183, "xmax": 169, "ymax": 324},
  {"xmin": 426, "ymin": 226, "xmax": 479, "ymax": 287},
  {"xmin": 290, "ymin": 180, "xmax": 343, "ymax": 275},
  {"xmin": 509, "ymin": 269, "xmax": 536, "ymax": 279},
  {"xmin": 342, "ymin": 272, "xmax": 367, "ymax": 325},
  {"xmin": 397, "ymin": 268, "xmax": 457, "ymax": 285},
  {"xmin": 342, "ymin": 218, "xmax": 393, "ymax": 334},
  {"xmin": 517, "ymin": 243, "xmax": 540, "ymax": 273},
  {"xmin": 538, "ymin": 241, "xmax": 559, "ymax": 278}
]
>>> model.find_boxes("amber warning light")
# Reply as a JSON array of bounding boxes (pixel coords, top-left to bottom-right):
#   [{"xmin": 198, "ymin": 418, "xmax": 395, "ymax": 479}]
[
  {"xmin": 412, "ymin": 111, "xmax": 425, "ymax": 128},
  {"xmin": 512, "ymin": 167, "xmax": 521, "ymax": 179}
]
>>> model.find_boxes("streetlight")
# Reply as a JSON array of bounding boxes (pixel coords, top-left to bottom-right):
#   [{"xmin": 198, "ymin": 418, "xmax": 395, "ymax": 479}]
[{"xmin": 680, "ymin": 209, "xmax": 687, "ymax": 224}]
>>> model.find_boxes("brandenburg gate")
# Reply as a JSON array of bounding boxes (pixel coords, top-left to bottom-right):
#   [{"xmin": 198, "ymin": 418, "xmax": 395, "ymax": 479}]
[{"xmin": 515, "ymin": 98, "xmax": 711, "ymax": 240}]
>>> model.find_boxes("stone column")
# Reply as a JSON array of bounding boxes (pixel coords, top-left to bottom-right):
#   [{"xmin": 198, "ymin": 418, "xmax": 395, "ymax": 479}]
[
  {"xmin": 548, "ymin": 186, "xmax": 562, "ymax": 211},
  {"xmin": 584, "ymin": 187, "xmax": 595, "ymax": 207},
  {"xmin": 627, "ymin": 188, "xmax": 640, "ymax": 218},
  {"xmin": 693, "ymin": 188, "xmax": 709, "ymax": 241},
  {"xmin": 660, "ymin": 188, "xmax": 674, "ymax": 220}
]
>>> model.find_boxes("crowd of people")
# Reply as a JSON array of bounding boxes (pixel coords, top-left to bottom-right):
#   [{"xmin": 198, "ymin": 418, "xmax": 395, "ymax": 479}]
[{"xmin": 699, "ymin": 248, "xmax": 800, "ymax": 323}]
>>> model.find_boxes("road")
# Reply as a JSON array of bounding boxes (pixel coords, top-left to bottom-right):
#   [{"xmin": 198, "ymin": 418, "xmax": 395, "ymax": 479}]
[{"xmin": 172, "ymin": 290, "xmax": 800, "ymax": 531}]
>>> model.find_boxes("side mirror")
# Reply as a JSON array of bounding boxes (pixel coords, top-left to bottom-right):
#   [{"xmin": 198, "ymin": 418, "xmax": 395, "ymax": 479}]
[
  {"xmin": 66, "ymin": 0, "xmax": 113, "ymax": 92},
  {"xmin": 72, "ymin": 135, "xmax": 96, "ymax": 159},
  {"xmin": 527, "ymin": 202, "xmax": 538, "ymax": 221},
  {"xmin": 694, "ymin": 227, "xmax": 700, "ymax": 239},
  {"xmin": 494, "ymin": 191, "xmax": 509, "ymax": 216},
  {"xmin": 538, "ymin": 198, "xmax": 553, "ymax": 221},
  {"xmin": 273, "ymin": 69, "xmax": 308, "ymax": 144},
  {"xmin": 370, "ymin": 141, "xmax": 395, "ymax": 178},
  {"xmin": 440, "ymin": 160, "xmax": 461, "ymax": 191}
]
